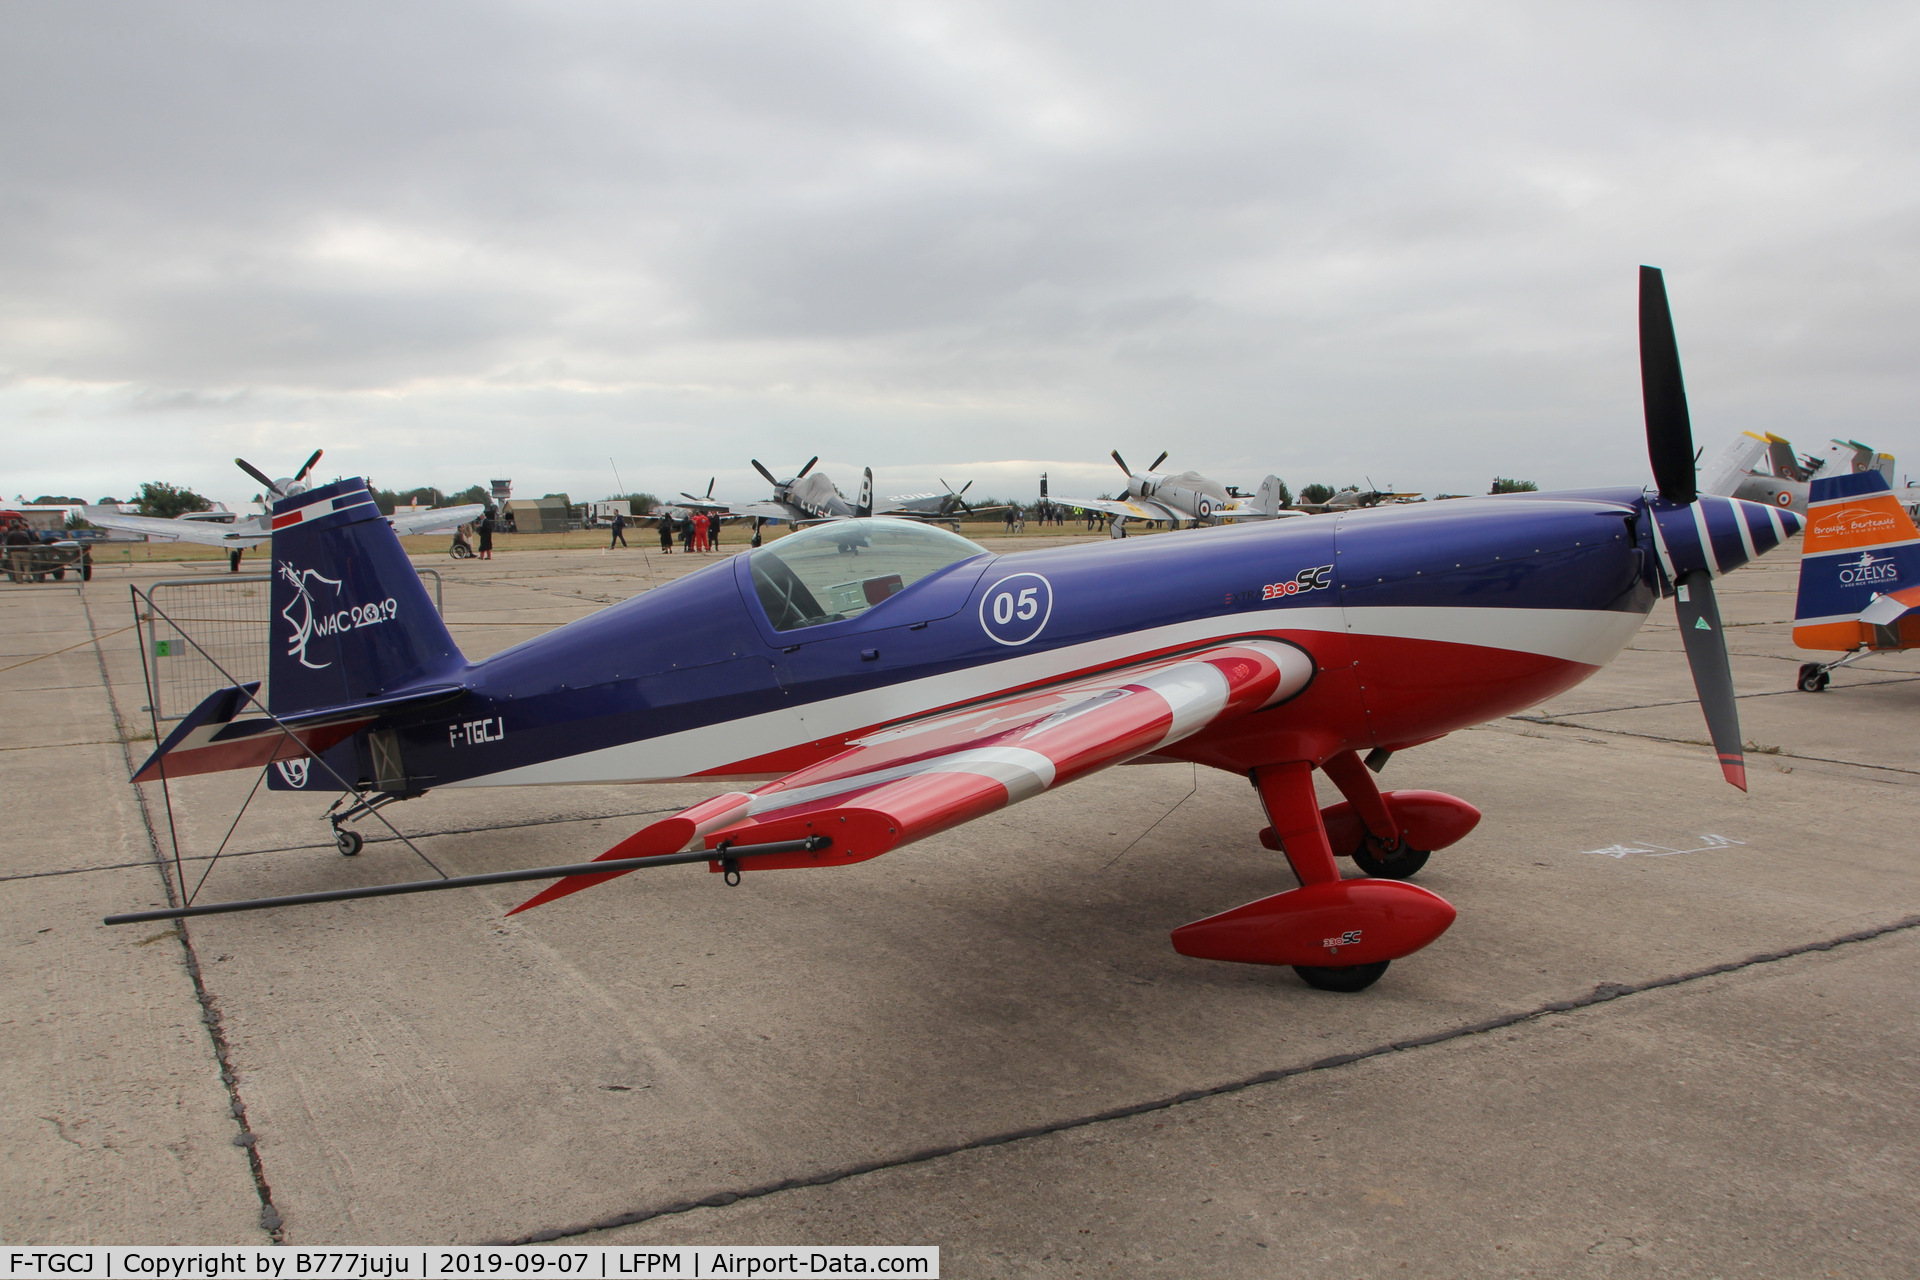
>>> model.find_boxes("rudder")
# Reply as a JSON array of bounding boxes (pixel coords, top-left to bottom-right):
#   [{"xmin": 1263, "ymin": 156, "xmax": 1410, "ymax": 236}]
[{"xmin": 1793, "ymin": 469, "xmax": 1920, "ymax": 651}]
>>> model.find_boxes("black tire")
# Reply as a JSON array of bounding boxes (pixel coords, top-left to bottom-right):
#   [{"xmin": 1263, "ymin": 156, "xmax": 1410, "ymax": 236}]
[
  {"xmin": 334, "ymin": 828, "xmax": 363, "ymax": 856},
  {"xmin": 81, "ymin": 561, "xmax": 92, "ymax": 582},
  {"xmin": 450, "ymin": 542, "xmax": 473, "ymax": 559},
  {"xmin": 1294, "ymin": 960, "xmax": 1390, "ymax": 992},
  {"xmin": 1797, "ymin": 663, "xmax": 1829, "ymax": 693},
  {"xmin": 1351, "ymin": 837, "xmax": 1431, "ymax": 880},
  {"xmin": 53, "ymin": 568, "xmax": 65, "ymax": 581}
]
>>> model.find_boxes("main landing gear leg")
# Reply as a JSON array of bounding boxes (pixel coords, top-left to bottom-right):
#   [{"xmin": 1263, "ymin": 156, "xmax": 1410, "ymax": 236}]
[
  {"xmin": 1168, "ymin": 760, "xmax": 1457, "ymax": 988},
  {"xmin": 1321, "ymin": 749, "xmax": 1430, "ymax": 880},
  {"xmin": 1252, "ymin": 762, "xmax": 1389, "ymax": 993}
]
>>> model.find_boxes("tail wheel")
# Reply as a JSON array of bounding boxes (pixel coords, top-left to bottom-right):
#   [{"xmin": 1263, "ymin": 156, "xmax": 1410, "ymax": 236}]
[
  {"xmin": 334, "ymin": 828, "xmax": 363, "ymax": 856},
  {"xmin": 1351, "ymin": 835, "xmax": 1431, "ymax": 880},
  {"xmin": 1294, "ymin": 960, "xmax": 1390, "ymax": 992},
  {"xmin": 1797, "ymin": 663, "xmax": 1830, "ymax": 693}
]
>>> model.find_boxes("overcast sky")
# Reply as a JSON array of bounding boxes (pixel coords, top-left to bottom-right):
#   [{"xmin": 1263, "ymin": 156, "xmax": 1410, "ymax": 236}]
[{"xmin": 5, "ymin": 1, "xmax": 1917, "ymax": 508}]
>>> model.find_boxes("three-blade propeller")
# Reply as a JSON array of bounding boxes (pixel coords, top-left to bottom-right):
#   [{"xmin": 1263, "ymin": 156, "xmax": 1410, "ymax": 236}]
[{"xmin": 1640, "ymin": 266, "xmax": 1745, "ymax": 789}]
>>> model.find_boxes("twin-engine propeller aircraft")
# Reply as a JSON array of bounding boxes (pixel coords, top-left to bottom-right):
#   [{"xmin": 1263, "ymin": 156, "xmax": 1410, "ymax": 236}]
[
  {"xmin": 1058, "ymin": 452, "xmax": 1297, "ymax": 536},
  {"xmin": 1790, "ymin": 466, "xmax": 1920, "ymax": 691},
  {"xmin": 84, "ymin": 452, "xmax": 485, "ymax": 572},
  {"xmin": 108, "ymin": 269, "xmax": 1802, "ymax": 994}
]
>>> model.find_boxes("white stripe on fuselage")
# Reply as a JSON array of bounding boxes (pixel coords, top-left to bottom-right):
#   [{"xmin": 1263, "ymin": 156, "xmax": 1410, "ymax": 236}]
[{"xmin": 447, "ymin": 604, "xmax": 1649, "ymax": 788}]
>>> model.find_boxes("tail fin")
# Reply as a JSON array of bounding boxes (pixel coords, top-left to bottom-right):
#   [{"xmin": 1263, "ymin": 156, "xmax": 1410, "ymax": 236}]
[
  {"xmin": 1764, "ymin": 434, "xmax": 1807, "ymax": 481},
  {"xmin": 1254, "ymin": 474, "xmax": 1284, "ymax": 516},
  {"xmin": 856, "ymin": 467, "xmax": 874, "ymax": 519},
  {"xmin": 1699, "ymin": 431, "xmax": 1771, "ymax": 496},
  {"xmin": 269, "ymin": 477, "xmax": 467, "ymax": 715},
  {"xmin": 1793, "ymin": 468, "xmax": 1920, "ymax": 651}
]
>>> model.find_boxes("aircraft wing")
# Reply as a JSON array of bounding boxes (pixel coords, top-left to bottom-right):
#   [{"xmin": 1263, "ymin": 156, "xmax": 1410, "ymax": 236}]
[
  {"xmin": 81, "ymin": 506, "xmax": 267, "ymax": 546},
  {"xmin": 1218, "ymin": 503, "xmax": 1309, "ymax": 520},
  {"xmin": 1052, "ymin": 496, "xmax": 1176, "ymax": 522},
  {"xmin": 512, "ymin": 639, "xmax": 1311, "ymax": 911},
  {"xmin": 731, "ymin": 501, "xmax": 797, "ymax": 522},
  {"xmin": 389, "ymin": 504, "xmax": 486, "ymax": 536}
]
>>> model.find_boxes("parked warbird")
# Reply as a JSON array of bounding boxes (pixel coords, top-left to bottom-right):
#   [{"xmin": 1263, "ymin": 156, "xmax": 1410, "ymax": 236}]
[
  {"xmin": 83, "ymin": 451, "xmax": 484, "ymax": 571},
  {"xmin": 1700, "ymin": 431, "xmax": 1893, "ymax": 515},
  {"xmin": 109, "ymin": 270, "xmax": 1799, "ymax": 994},
  {"xmin": 1058, "ymin": 452, "xmax": 1297, "ymax": 536}
]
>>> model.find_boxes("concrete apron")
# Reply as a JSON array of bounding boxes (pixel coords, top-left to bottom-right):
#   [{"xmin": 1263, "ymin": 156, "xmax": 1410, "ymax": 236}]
[{"xmin": 5, "ymin": 542, "xmax": 1916, "ymax": 1270}]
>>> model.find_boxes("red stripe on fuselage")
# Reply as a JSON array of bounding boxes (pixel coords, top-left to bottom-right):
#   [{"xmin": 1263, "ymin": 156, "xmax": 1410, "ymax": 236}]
[{"xmin": 694, "ymin": 629, "xmax": 1597, "ymax": 782}]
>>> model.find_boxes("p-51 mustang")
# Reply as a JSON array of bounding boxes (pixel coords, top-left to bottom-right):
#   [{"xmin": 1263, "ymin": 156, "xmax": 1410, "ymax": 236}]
[
  {"xmin": 84, "ymin": 451, "xmax": 485, "ymax": 572},
  {"xmin": 1058, "ymin": 452, "xmax": 1297, "ymax": 536},
  {"xmin": 110, "ymin": 269, "xmax": 1799, "ymax": 994}
]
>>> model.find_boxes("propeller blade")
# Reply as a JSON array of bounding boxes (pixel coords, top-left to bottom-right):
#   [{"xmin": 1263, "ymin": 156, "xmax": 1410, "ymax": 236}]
[
  {"xmin": 293, "ymin": 449, "xmax": 324, "ymax": 482},
  {"xmin": 958, "ymin": 479, "xmax": 972, "ymax": 496},
  {"xmin": 1673, "ymin": 568, "xmax": 1745, "ymax": 790},
  {"xmin": 1149, "ymin": 451, "xmax": 1168, "ymax": 472},
  {"xmin": 1640, "ymin": 265, "xmax": 1697, "ymax": 504},
  {"xmin": 235, "ymin": 457, "xmax": 282, "ymax": 496},
  {"xmin": 681, "ymin": 492, "xmax": 705, "ymax": 503},
  {"xmin": 1112, "ymin": 450, "xmax": 1132, "ymax": 477},
  {"xmin": 751, "ymin": 459, "xmax": 779, "ymax": 487},
  {"xmin": 705, "ymin": 477, "xmax": 716, "ymax": 499},
  {"xmin": 797, "ymin": 456, "xmax": 818, "ymax": 478},
  {"xmin": 939, "ymin": 478, "xmax": 952, "ymax": 494}
]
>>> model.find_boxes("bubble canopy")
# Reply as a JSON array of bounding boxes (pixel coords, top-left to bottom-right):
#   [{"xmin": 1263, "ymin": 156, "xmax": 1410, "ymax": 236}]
[{"xmin": 749, "ymin": 519, "xmax": 987, "ymax": 632}]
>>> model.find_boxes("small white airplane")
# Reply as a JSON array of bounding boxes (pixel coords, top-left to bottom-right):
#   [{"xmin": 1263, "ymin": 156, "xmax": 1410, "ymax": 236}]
[
  {"xmin": 84, "ymin": 451, "xmax": 485, "ymax": 571},
  {"xmin": 1057, "ymin": 451, "xmax": 1300, "ymax": 537}
]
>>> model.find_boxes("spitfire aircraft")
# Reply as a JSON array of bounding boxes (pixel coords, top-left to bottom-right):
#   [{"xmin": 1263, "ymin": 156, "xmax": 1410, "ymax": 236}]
[
  {"xmin": 85, "ymin": 451, "xmax": 485, "ymax": 571},
  {"xmin": 109, "ymin": 268, "xmax": 1800, "ymax": 995},
  {"xmin": 1058, "ymin": 452, "xmax": 1297, "ymax": 536}
]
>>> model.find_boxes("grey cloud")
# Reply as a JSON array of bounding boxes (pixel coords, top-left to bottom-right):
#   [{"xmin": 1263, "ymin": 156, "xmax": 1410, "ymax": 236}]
[{"xmin": 3, "ymin": 1, "xmax": 1917, "ymax": 503}]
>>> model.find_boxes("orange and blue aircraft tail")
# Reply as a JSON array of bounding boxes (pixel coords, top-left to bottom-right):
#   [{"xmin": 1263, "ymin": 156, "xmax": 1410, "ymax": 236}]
[{"xmin": 1793, "ymin": 468, "xmax": 1920, "ymax": 652}]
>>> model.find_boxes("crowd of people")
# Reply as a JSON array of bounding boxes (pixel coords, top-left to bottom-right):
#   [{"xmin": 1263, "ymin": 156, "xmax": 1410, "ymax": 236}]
[{"xmin": 651, "ymin": 510, "xmax": 721, "ymax": 553}]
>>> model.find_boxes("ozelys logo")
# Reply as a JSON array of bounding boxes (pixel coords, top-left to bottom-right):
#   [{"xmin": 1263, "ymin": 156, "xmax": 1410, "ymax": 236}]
[{"xmin": 979, "ymin": 572, "xmax": 1052, "ymax": 646}]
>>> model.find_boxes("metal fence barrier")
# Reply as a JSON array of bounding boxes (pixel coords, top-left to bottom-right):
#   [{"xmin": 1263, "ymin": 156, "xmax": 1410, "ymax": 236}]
[{"xmin": 136, "ymin": 568, "xmax": 445, "ymax": 721}]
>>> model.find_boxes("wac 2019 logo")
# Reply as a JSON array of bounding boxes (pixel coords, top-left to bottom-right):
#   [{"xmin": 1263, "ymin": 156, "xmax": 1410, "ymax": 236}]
[{"xmin": 278, "ymin": 562, "xmax": 401, "ymax": 669}]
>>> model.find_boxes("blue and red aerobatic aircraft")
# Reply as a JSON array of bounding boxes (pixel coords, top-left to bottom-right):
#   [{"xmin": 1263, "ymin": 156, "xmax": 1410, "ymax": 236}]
[{"xmin": 109, "ymin": 268, "xmax": 1801, "ymax": 992}]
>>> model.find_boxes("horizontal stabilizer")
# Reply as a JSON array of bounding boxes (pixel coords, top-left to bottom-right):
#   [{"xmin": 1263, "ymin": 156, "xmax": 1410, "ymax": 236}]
[{"xmin": 131, "ymin": 682, "xmax": 465, "ymax": 785}]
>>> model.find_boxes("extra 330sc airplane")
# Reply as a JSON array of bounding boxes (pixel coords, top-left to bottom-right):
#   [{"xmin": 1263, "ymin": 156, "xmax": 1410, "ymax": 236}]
[{"xmin": 110, "ymin": 269, "xmax": 1802, "ymax": 993}]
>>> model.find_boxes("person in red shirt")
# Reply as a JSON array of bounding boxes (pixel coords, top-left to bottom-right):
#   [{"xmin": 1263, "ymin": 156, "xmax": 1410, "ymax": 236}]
[{"xmin": 692, "ymin": 511, "xmax": 709, "ymax": 552}]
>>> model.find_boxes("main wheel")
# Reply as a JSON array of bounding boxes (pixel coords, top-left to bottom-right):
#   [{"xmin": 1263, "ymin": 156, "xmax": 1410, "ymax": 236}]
[
  {"xmin": 1351, "ymin": 837, "xmax": 1431, "ymax": 880},
  {"xmin": 334, "ymin": 827, "xmax": 363, "ymax": 856},
  {"xmin": 1797, "ymin": 663, "xmax": 1830, "ymax": 693},
  {"xmin": 1294, "ymin": 960, "xmax": 1390, "ymax": 992}
]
